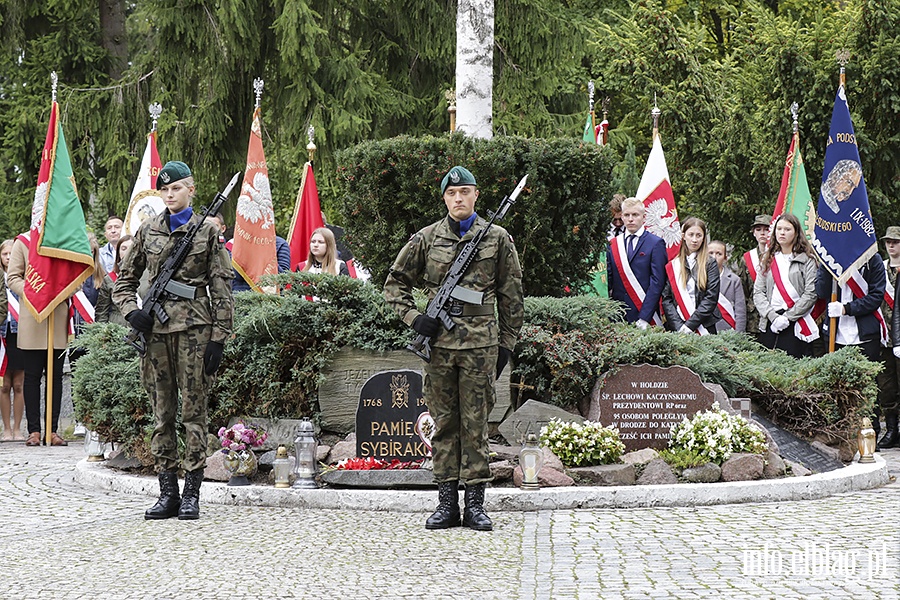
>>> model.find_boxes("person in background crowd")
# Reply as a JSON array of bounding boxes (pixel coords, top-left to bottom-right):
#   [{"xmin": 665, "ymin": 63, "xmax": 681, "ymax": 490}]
[
  {"xmin": 297, "ymin": 227, "xmax": 350, "ymax": 276},
  {"xmin": 661, "ymin": 217, "xmax": 721, "ymax": 335},
  {"xmin": 113, "ymin": 160, "xmax": 233, "ymax": 521},
  {"xmin": 606, "ymin": 197, "xmax": 667, "ymax": 329},
  {"xmin": 95, "ymin": 235, "xmax": 134, "ymax": 326},
  {"xmin": 99, "ymin": 215, "xmax": 123, "ymax": 274},
  {"xmin": 0, "ymin": 240, "xmax": 17, "ymax": 441},
  {"xmin": 384, "ymin": 165, "xmax": 524, "ymax": 532},
  {"xmin": 753, "ymin": 213, "xmax": 819, "ymax": 358},
  {"xmin": 876, "ymin": 227, "xmax": 900, "ymax": 449},
  {"xmin": 607, "ymin": 193, "xmax": 626, "ymax": 241},
  {"xmin": 709, "ymin": 240, "xmax": 746, "ymax": 333},
  {"xmin": 736, "ymin": 215, "xmax": 771, "ymax": 338},
  {"xmin": 6, "ymin": 234, "xmax": 69, "ymax": 447}
]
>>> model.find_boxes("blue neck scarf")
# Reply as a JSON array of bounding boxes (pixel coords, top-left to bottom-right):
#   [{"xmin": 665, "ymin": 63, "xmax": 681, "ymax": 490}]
[
  {"xmin": 168, "ymin": 206, "xmax": 193, "ymax": 232},
  {"xmin": 458, "ymin": 212, "xmax": 478, "ymax": 237}
]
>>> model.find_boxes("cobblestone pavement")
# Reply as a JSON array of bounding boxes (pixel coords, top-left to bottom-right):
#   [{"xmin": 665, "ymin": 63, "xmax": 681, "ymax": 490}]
[{"xmin": 0, "ymin": 442, "xmax": 897, "ymax": 599}]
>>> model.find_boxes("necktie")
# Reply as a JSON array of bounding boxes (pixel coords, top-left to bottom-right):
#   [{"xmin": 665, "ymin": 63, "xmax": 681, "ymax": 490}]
[{"xmin": 627, "ymin": 235, "xmax": 636, "ymax": 259}]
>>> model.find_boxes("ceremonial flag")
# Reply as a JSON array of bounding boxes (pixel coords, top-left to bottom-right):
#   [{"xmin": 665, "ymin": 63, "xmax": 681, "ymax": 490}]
[
  {"xmin": 595, "ymin": 118, "xmax": 609, "ymax": 146},
  {"xmin": 582, "ymin": 114, "xmax": 595, "ymax": 143},
  {"xmin": 232, "ymin": 106, "xmax": 278, "ymax": 292},
  {"xmin": 288, "ymin": 162, "xmax": 324, "ymax": 269},
  {"xmin": 771, "ymin": 130, "xmax": 815, "ymax": 239},
  {"xmin": 810, "ymin": 85, "xmax": 876, "ymax": 285},
  {"xmin": 24, "ymin": 101, "xmax": 93, "ymax": 321},
  {"xmin": 123, "ymin": 130, "xmax": 164, "ymax": 236},
  {"xmin": 635, "ymin": 133, "xmax": 681, "ymax": 260}
]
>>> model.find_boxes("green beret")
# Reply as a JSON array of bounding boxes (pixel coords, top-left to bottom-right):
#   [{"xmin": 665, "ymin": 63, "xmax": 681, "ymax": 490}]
[
  {"xmin": 157, "ymin": 161, "xmax": 192, "ymax": 189},
  {"xmin": 441, "ymin": 166, "xmax": 477, "ymax": 194}
]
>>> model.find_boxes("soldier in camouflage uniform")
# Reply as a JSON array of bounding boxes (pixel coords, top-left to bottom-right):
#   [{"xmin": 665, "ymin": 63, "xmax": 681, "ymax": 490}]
[
  {"xmin": 735, "ymin": 215, "xmax": 771, "ymax": 338},
  {"xmin": 113, "ymin": 161, "xmax": 233, "ymax": 521},
  {"xmin": 384, "ymin": 166, "xmax": 524, "ymax": 531}
]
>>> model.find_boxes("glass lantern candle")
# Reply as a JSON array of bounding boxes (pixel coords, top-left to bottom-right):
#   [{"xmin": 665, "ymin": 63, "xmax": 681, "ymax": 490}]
[
  {"xmin": 292, "ymin": 418, "xmax": 319, "ymax": 489},
  {"xmin": 273, "ymin": 445, "xmax": 293, "ymax": 488},
  {"xmin": 84, "ymin": 430, "xmax": 105, "ymax": 462},
  {"xmin": 519, "ymin": 433, "xmax": 543, "ymax": 489}
]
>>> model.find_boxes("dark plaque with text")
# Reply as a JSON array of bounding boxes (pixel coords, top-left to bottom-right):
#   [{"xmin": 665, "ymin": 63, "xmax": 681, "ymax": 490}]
[
  {"xmin": 355, "ymin": 370, "xmax": 429, "ymax": 461},
  {"xmin": 595, "ymin": 364, "xmax": 716, "ymax": 452}
]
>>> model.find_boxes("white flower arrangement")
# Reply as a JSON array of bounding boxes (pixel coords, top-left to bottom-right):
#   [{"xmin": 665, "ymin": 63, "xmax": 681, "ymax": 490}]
[
  {"xmin": 669, "ymin": 402, "xmax": 768, "ymax": 464},
  {"xmin": 539, "ymin": 418, "xmax": 626, "ymax": 468}
]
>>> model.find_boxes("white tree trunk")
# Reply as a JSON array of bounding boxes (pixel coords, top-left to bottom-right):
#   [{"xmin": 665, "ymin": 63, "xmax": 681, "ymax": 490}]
[{"xmin": 456, "ymin": 0, "xmax": 494, "ymax": 139}]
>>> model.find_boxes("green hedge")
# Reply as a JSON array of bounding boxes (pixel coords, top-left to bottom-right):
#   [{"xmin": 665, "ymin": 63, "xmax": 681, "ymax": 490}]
[{"xmin": 334, "ymin": 134, "xmax": 615, "ymax": 297}]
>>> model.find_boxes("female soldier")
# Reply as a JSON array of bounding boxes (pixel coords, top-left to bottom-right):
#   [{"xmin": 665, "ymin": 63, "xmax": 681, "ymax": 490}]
[
  {"xmin": 661, "ymin": 217, "xmax": 721, "ymax": 335},
  {"xmin": 113, "ymin": 161, "xmax": 233, "ymax": 521}
]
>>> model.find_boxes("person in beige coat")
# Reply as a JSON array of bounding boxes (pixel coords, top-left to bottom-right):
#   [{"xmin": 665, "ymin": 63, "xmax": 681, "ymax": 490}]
[{"xmin": 5, "ymin": 236, "xmax": 70, "ymax": 447}]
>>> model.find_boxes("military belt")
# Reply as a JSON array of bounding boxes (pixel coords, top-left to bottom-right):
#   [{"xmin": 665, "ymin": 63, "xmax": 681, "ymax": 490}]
[{"xmin": 448, "ymin": 300, "xmax": 494, "ymax": 317}]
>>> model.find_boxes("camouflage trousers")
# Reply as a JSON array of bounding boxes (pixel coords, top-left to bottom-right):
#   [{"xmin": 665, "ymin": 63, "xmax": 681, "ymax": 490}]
[
  {"xmin": 424, "ymin": 345, "xmax": 498, "ymax": 485},
  {"xmin": 141, "ymin": 325, "xmax": 212, "ymax": 472},
  {"xmin": 877, "ymin": 346, "xmax": 900, "ymax": 414}
]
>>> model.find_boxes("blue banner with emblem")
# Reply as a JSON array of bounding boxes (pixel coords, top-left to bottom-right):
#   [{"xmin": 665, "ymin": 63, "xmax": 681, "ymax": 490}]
[{"xmin": 810, "ymin": 84, "xmax": 877, "ymax": 285}]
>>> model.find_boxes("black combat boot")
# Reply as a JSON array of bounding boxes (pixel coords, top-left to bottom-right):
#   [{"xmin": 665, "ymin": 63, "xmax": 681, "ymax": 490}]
[
  {"xmin": 462, "ymin": 483, "xmax": 493, "ymax": 531},
  {"xmin": 178, "ymin": 469, "xmax": 204, "ymax": 520},
  {"xmin": 877, "ymin": 412, "xmax": 900, "ymax": 450},
  {"xmin": 145, "ymin": 471, "xmax": 181, "ymax": 520},
  {"xmin": 425, "ymin": 481, "xmax": 461, "ymax": 529}
]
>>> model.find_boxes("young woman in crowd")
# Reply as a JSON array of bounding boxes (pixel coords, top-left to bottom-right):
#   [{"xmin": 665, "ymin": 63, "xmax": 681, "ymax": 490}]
[
  {"xmin": 1, "ymin": 239, "xmax": 25, "ymax": 441},
  {"xmin": 296, "ymin": 227, "xmax": 349, "ymax": 276},
  {"xmin": 753, "ymin": 213, "xmax": 820, "ymax": 357},
  {"xmin": 661, "ymin": 217, "xmax": 721, "ymax": 335},
  {"xmin": 708, "ymin": 240, "xmax": 747, "ymax": 333}
]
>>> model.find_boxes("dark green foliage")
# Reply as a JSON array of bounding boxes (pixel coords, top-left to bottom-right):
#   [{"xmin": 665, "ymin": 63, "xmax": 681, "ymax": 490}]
[{"xmin": 334, "ymin": 134, "xmax": 615, "ymax": 297}]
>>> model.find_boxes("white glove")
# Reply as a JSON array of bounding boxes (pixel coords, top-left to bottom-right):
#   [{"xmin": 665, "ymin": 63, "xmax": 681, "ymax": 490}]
[
  {"xmin": 678, "ymin": 324, "xmax": 692, "ymax": 334},
  {"xmin": 771, "ymin": 315, "xmax": 790, "ymax": 333},
  {"xmin": 893, "ymin": 346, "xmax": 900, "ymax": 359},
  {"xmin": 827, "ymin": 301, "xmax": 844, "ymax": 318},
  {"xmin": 635, "ymin": 319, "xmax": 649, "ymax": 331}
]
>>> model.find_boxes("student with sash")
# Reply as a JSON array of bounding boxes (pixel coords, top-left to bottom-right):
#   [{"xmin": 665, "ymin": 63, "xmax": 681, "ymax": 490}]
[
  {"xmin": 736, "ymin": 215, "xmax": 770, "ymax": 337},
  {"xmin": 96, "ymin": 235, "xmax": 134, "ymax": 326},
  {"xmin": 709, "ymin": 240, "xmax": 746, "ymax": 333},
  {"xmin": 606, "ymin": 197, "xmax": 667, "ymax": 329},
  {"xmin": 876, "ymin": 227, "xmax": 900, "ymax": 449},
  {"xmin": 753, "ymin": 214, "xmax": 819, "ymax": 358},
  {"xmin": 661, "ymin": 218, "xmax": 721, "ymax": 335}
]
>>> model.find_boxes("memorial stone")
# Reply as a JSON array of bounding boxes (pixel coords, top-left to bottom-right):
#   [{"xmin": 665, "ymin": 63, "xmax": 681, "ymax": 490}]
[
  {"xmin": 592, "ymin": 364, "xmax": 716, "ymax": 452},
  {"xmin": 355, "ymin": 370, "xmax": 429, "ymax": 461}
]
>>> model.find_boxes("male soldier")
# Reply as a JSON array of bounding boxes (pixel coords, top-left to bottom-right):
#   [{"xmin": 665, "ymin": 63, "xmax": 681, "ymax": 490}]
[
  {"xmin": 878, "ymin": 227, "xmax": 900, "ymax": 448},
  {"xmin": 384, "ymin": 165, "xmax": 524, "ymax": 531},
  {"xmin": 606, "ymin": 197, "xmax": 667, "ymax": 328},
  {"xmin": 114, "ymin": 161, "xmax": 233, "ymax": 520},
  {"xmin": 736, "ymin": 215, "xmax": 771, "ymax": 337}
]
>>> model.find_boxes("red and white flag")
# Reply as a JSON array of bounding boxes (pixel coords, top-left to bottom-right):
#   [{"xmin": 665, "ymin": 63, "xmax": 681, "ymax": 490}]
[
  {"xmin": 287, "ymin": 163, "xmax": 324, "ymax": 270},
  {"xmin": 636, "ymin": 133, "xmax": 681, "ymax": 260},
  {"xmin": 595, "ymin": 118, "xmax": 609, "ymax": 146},
  {"xmin": 123, "ymin": 130, "xmax": 164, "ymax": 236},
  {"xmin": 232, "ymin": 106, "xmax": 278, "ymax": 292}
]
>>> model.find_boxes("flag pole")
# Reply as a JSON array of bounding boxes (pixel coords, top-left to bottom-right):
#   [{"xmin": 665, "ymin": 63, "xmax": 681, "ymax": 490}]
[
  {"xmin": 45, "ymin": 312, "xmax": 54, "ymax": 445},
  {"xmin": 828, "ymin": 50, "xmax": 850, "ymax": 353},
  {"xmin": 307, "ymin": 125, "xmax": 316, "ymax": 166},
  {"xmin": 446, "ymin": 88, "xmax": 457, "ymax": 133},
  {"xmin": 588, "ymin": 80, "xmax": 596, "ymax": 131}
]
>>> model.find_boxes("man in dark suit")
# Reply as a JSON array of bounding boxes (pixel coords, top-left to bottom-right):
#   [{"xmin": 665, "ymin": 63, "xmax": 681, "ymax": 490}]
[{"xmin": 606, "ymin": 197, "xmax": 668, "ymax": 328}]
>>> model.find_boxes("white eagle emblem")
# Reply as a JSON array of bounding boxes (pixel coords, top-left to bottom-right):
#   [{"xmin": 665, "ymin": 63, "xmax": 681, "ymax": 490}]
[
  {"xmin": 236, "ymin": 172, "xmax": 274, "ymax": 229},
  {"xmin": 31, "ymin": 182, "xmax": 48, "ymax": 229},
  {"xmin": 644, "ymin": 198, "xmax": 682, "ymax": 248}
]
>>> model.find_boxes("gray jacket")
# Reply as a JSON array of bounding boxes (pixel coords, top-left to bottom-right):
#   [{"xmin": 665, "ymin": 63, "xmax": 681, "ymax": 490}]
[{"xmin": 752, "ymin": 252, "xmax": 818, "ymax": 332}]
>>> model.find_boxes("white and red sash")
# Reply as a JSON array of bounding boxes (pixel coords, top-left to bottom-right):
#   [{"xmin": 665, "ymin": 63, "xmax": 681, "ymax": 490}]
[
  {"xmin": 7, "ymin": 288, "xmax": 19, "ymax": 323},
  {"xmin": 665, "ymin": 260, "xmax": 709, "ymax": 335},
  {"xmin": 717, "ymin": 294, "xmax": 736, "ymax": 330},
  {"xmin": 0, "ymin": 336, "xmax": 6, "ymax": 377},
  {"xmin": 108, "ymin": 271, "xmax": 118, "ymax": 283},
  {"xmin": 884, "ymin": 261, "xmax": 896, "ymax": 311},
  {"xmin": 845, "ymin": 270, "xmax": 888, "ymax": 347},
  {"xmin": 68, "ymin": 290, "xmax": 96, "ymax": 335},
  {"xmin": 743, "ymin": 249, "xmax": 761, "ymax": 282},
  {"xmin": 610, "ymin": 235, "xmax": 662, "ymax": 325},
  {"xmin": 770, "ymin": 257, "xmax": 819, "ymax": 342}
]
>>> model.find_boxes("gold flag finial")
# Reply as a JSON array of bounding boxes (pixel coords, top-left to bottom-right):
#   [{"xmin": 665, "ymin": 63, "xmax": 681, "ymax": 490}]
[
  {"xmin": 307, "ymin": 125, "xmax": 316, "ymax": 162},
  {"xmin": 149, "ymin": 103, "xmax": 163, "ymax": 132},
  {"xmin": 790, "ymin": 102, "xmax": 799, "ymax": 134},
  {"xmin": 651, "ymin": 93, "xmax": 661, "ymax": 140},
  {"xmin": 836, "ymin": 49, "xmax": 850, "ymax": 87},
  {"xmin": 51, "ymin": 71, "xmax": 58, "ymax": 103},
  {"xmin": 445, "ymin": 88, "xmax": 456, "ymax": 132},
  {"xmin": 588, "ymin": 80, "xmax": 596, "ymax": 130},
  {"xmin": 253, "ymin": 78, "xmax": 264, "ymax": 109}
]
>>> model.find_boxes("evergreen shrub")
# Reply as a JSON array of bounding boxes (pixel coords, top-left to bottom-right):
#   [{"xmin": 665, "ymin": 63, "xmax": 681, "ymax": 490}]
[{"xmin": 334, "ymin": 134, "xmax": 614, "ymax": 297}]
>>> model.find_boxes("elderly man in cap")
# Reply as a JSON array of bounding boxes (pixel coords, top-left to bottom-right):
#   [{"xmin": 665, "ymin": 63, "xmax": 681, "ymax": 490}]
[
  {"xmin": 878, "ymin": 227, "xmax": 900, "ymax": 449},
  {"xmin": 736, "ymin": 215, "xmax": 771, "ymax": 337},
  {"xmin": 384, "ymin": 165, "xmax": 524, "ymax": 531}
]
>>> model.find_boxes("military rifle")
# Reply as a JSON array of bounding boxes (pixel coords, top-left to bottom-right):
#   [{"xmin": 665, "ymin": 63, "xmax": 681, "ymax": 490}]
[
  {"xmin": 126, "ymin": 172, "xmax": 241, "ymax": 355},
  {"xmin": 407, "ymin": 174, "xmax": 528, "ymax": 362}
]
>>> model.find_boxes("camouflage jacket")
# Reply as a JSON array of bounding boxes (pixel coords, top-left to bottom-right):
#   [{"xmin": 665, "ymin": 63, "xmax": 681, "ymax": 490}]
[
  {"xmin": 113, "ymin": 210, "xmax": 234, "ymax": 343},
  {"xmin": 384, "ymin": 215, "xmax": 524, "ymax": 351}
]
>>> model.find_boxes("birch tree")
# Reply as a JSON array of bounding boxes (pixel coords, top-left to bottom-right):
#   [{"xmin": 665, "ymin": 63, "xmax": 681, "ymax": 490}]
[{"xmin": 455, "ymin": 0, "xmax": 494, "ymax": 139}]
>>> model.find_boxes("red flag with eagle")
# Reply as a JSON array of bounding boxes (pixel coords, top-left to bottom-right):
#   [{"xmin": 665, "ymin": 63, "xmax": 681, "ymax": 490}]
[
  {"xmin": 24, "ymin": 100, "xmax": 93, "ymax": 321},
  {"xmin": 232, "ymin": 106, "xmax": 278, "ymax": 291},
  {"xmin": 635, "ymin": 132, "xmax": 681, "ymax": 260}
]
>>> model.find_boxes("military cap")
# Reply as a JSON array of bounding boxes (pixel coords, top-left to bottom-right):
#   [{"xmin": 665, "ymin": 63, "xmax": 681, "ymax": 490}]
[
  {"xmin": 882, "ymin": 226, "xmax": 900, "ymax": 241},
  {"xmin": 750, "ymin": 215, "xmax": 771, "ymax": 229},
  {"xmin": 157, "ymin": 161, "xmax": 192, "ymax": 189},
  {"xmin": 441, "ymin": 166, "xmax": 477, "ymax": 194}
]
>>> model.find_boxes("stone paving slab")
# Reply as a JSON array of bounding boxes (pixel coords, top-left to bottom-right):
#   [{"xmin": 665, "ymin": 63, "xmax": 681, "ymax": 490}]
[{"xmin": 1, "ymin": 442, "xmax": 898, "ymax": 599}]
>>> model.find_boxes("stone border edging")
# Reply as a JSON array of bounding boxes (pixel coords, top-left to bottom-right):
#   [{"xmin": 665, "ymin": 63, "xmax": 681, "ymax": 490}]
[{"xmin": 74, "ymin": 455, "xmax": 889, "ymax": 512}]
